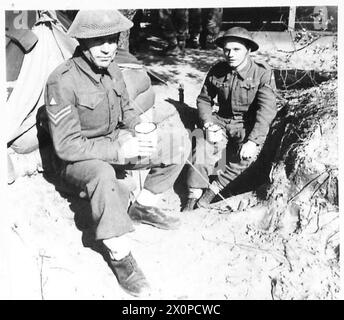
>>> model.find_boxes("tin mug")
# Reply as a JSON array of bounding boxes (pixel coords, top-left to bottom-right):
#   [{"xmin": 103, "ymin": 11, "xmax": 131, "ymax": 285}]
[
  {"xmin": 207, "ymin": 124, "xmax": 224, "ymax": 143},
  {"xmin": 134, "ymin": 122, "xmax": 158, "ymax": 146}
]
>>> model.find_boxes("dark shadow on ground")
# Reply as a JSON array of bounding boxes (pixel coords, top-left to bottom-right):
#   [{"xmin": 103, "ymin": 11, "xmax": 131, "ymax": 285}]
[
  {"xmin": 134, "ymin": 31, "xmax": 335, "ymax": 90},
  {"xmin": 133, "ymin": 31, "xmax": 222, "ymax": 76},
  {"xmin": 165, "ymin": 98, "xmax": 200, "ymax": 131},
  {"xmin": 273, "ymin": 69, "xmax": 336, "ymax": 90}
]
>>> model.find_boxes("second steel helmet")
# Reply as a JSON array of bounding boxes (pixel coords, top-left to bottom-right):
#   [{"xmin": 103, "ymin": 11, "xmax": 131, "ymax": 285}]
[
  {"xmin": 215, "ymin": 27, "xmax": 259, "ymax": 52},
  {"xmin": 67, "ymin": 10, "xmax": 133, "ymax": 39}
]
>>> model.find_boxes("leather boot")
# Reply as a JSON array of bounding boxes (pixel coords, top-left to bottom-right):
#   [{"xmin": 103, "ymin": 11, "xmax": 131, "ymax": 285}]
[
  {"xmin": 181, "ymin": 198, "xmax": 198, "ymax": 212},
  {"xmin": 163, "ymin": 43, "xmax": 181, "ymax": 56},
  {"xmin": 196, "ymin": 188, "xmax": 216, "ymax": 208},
  {"xmin": 178, "ymin": 40, "xmax": 186, "ymax": 51},
  {"xmin": 107, "ymin": 252, "xmax": 150, "ymax": 297},
  {"xmin": 128, "ymin": 201, "xmax": 181, "ymax": 230},
  {"xmin": 187, "ymin": 36, "xmax": 200, "ymax": 49}
]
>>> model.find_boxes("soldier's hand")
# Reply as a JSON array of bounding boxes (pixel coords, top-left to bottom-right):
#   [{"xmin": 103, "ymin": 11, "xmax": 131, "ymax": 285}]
[
  {"xmin": 121, "ymin": 136, "xmax": 157, "ymax": 158},
  {"xmin": 137, "ymin": 135, "xmax": 157, "ymax": 157},
  {"xmin": 121, "ymin": 136, "xmax": 141, "ymax": 158},
  {"xmin": 239, "ymin": 140, "xmax": 258, "ymax": 161}
]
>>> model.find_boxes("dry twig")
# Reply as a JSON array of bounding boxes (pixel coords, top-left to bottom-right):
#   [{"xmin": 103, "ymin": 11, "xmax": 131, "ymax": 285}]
[
  {"xmin": 282, "ymin": 240, "xmax": 293, "ymax": 272},
  {"xmin": 39, "ymin": 250, "xmax": 51, "ymax": 300},
  {"xmin": 287, "ymin": 171, "xmax": 329, "ymax": 203}
]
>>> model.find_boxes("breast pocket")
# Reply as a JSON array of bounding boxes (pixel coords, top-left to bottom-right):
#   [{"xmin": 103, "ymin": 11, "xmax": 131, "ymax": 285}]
[
  {"xmin": 238, "ymin": 81, "xmax": 258, "ymax": 107},
  {"xmin": 77, "ymin": 92, "xmax": 108, "ymax": 131},
  {"xmin": 211, "ymin": 78, "xmax": 230, "ymax": 104}
]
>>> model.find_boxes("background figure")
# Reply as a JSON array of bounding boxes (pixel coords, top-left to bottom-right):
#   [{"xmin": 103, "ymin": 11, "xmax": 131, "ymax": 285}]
[
  {"xmin": 159, "ymin": 9, "xmax": 189, "ymax": 55},
  {"xmin": 187, "ymin": 9, "xmax": 202, "ymax": 48},
  {"xmin": 118, "ymin": 9, "xmax": 137, "ymax": 51},
  {"xmin": 187, "ymin": 8, "xmax": 223, "ymax": 49},
  {"xmin": 128, "ymin": 9, "xmax": 145, "ymax": 53},
  {"xmin": 201, "ymin": 8, "xmax": 223, "ymax": 49}
]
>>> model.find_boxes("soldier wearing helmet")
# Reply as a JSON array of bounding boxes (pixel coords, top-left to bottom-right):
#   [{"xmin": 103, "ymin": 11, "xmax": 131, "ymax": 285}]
[
  {"xmin": 183, "ymin": 26, "xmax": 277, "ymax": 211},
  {"xmin": 44, "ymin": 10, "xmax": 190, "ymax": 297}
]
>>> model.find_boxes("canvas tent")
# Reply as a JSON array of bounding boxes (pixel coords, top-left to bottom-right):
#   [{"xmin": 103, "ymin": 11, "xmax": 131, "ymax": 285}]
[{"xmin": 6, "ymin": 11, "xmax": 78, "ymax": 150}]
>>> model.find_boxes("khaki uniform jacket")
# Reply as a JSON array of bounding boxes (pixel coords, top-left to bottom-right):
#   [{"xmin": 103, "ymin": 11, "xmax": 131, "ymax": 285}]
[
  {"xmin": 197, "ymin": 57, "xmax": 277, "ymax": 145},
  {"xmin": 44, "ymin": 48, "xmax": 140, "ymax": 163}
]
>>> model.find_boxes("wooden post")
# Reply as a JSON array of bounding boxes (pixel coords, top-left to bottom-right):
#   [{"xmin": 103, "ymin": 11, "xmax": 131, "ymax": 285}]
[{"xmin": 288, "ymin": 6, "xmax": 296, "ymax": 31}]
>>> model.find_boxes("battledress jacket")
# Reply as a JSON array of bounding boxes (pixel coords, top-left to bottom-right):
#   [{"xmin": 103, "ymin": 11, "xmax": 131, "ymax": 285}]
[
  {"xmin": 197, "ymin": 57, "xmax": 277, "ymax": 145},
  {"xmin": 44, "ymin": 49, "xmax": 141, "ymax": 164}
]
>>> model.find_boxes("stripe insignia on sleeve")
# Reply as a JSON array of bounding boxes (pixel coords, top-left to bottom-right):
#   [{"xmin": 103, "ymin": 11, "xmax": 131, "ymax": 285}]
[{"xmin": 46, "ymin": 105, "xmax": 72, "ymax": 125}]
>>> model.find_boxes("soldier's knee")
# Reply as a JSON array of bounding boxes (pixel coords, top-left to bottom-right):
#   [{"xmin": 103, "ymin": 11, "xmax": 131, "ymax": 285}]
[
  {"xmin": 175, "ymin": 129, "xmax": 192, "ymax": 158},
  {"xmin": 93, "ymin": 162, "xmax": 117, "ymax": 184},
  {"xmin": 158, "ymin": 127, "xmax": 191, "ymax": 163}
]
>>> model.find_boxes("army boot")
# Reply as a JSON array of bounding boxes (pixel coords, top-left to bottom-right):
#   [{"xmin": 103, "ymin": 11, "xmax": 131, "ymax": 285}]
[
  {"xmin": 107, "ymin": 252, "xmax": 150, "ymax": 297},
  {"xmin": 129, "ymin": 201, "xmax": 181, "ymax": 230},
  {"xmin": 203, "ymin": 35, "xmax": 217, "ymax": 49},
  {"xmin": 178, "ymin": 40, "xmax": 186, "ymax": 51},
  {"xmin": 163, "ymin": 37, "xmax": 181, "ymax": 56},
  {"xmin": 181, "ymin": 198, "xmax": 198, "ymax": 212},
  {"xmin": 187, "ymin": 34, "xmax": 200, "ymax": 49},
  {"xmin": 196, "ymin": 188, "xmax": 216, "ymax": 208}
]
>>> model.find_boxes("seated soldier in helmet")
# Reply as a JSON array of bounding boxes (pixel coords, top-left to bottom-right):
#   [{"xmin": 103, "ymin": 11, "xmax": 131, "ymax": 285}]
[
  {"xmin": 183, "ymin": 26, "xmax": 277, "ymax": 211},
  {"xmin": 44, "ymin": 10, "xmax": 190, "ymax": 297}
]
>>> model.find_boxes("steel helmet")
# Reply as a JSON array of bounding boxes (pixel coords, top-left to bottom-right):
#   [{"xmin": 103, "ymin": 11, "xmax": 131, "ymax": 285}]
[
  {"xmin": 215, "ymin": 27, "xmax": 259, "ymax": 52},
  {"xmin": 67, "ymin": 10, "xmax": 133, "ymax": 39}
]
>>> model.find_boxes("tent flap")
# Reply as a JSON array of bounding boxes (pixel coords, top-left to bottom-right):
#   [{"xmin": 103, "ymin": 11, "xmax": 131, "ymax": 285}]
[{"xmin": 6, "ymin": 11, "xmax": 77, "ymax": 144}]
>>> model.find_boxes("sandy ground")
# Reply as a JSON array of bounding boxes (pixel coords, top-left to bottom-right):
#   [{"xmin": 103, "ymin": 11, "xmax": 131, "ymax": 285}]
[
  {"xmin": 3, "ymin": 32, "xmax": 339, "ymax": 300},
  {"xmin": 4, "ymin": 174, "xmax": 339, "ymax": 300}
]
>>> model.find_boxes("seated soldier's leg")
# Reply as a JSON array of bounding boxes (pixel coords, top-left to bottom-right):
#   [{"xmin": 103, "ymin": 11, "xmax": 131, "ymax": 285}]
[
  {"xmin": 216, "ymin": 142, "xmax": 261, "ymax": 191},
  {"xmin": 64, "ymin": 159, "xmax": 133, "ymax": 240},
  {"xmin": 127, "ymin": 126, "xmax": 191, "ymax": 227},
  {"xmin": 64, "ymin": 159, "xmax": 149, "ymax": 297},
  {"xmin": 198, "ymin": 144, "xmax": 250, "ymax": 208},
  {"xmin": 183, "ymin": 134, "xmax": 227, "ymax": 211},
  {"xmin": 143, "ymin": 125, "xmax": 191, "ymax": 192},
  {"xmin": 197, "ymin": 131, "xmax": 261, "ymax": 208}
]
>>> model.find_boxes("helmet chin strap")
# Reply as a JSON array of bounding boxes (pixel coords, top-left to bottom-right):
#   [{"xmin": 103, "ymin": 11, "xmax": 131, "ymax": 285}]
[{"xmin": 81, "ymin": 49, "xmax": 113, "ymax": 71}]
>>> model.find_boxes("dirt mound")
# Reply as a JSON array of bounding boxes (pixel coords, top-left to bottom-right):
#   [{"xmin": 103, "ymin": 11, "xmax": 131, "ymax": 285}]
[
  {"xmin": 264, "ymin": 79, "xmax": 338, "ymax": 225},
  {"xmin": 210, "ymin": 79, "xmax": 339, "ymax": 299}
]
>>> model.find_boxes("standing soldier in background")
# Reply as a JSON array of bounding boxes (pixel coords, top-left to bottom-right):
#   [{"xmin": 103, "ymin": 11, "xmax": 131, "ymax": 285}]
[
  {"xmin": 159, "ymin": 9, "xmax": 189, "ymax": 56},
  {"xmin": 118, "ymin": 9, "xmax": 137, "ymax": 52},
  {"xmin": 183, "ymin": 27, "xmax": 277, "ymax": 211},
  {"xmin": 187, "ymin": 8, "xmax": 223, "ymax": 49},
  {"xmin": 202, "ymin": 8, "xmax": 223, "ymax": 49},
  {"xmin": 187, "ymin": 8, "xmax": 202, "ymax": 48}
]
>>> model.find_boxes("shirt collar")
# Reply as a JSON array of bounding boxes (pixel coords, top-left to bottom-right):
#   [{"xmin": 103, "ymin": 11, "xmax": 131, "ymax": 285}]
[
  {"xmin": 234, "ymin": 57, "xmax": 252, "ymax": 80},
  {"xmin": 73, "ymin": 46, "xmax": 111, "ymax": 83}
]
